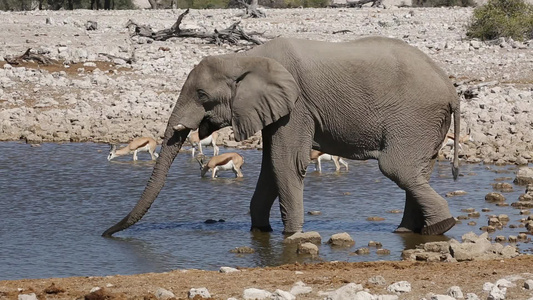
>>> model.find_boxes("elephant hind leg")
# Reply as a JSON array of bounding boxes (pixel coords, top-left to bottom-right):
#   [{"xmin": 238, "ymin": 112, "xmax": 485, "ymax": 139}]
[{"xmin": 378, "ymin": 153, "xmax": 454, "ymax": 235}]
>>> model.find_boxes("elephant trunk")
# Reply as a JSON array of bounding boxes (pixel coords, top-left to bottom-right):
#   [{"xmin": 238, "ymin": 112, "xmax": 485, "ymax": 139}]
[
  {"xmin": 102, "ymin": 101, "xmax": 205, "ymax": 237},
  {"xmin": 102, "ymin": 128, "xmax": 189, "ymax": 237}
]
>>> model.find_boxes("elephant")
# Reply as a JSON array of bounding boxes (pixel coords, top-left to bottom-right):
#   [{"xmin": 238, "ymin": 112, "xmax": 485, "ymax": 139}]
[{"xmin": 102, "ymin": 36, "xmax": 460, "ymax": 237}]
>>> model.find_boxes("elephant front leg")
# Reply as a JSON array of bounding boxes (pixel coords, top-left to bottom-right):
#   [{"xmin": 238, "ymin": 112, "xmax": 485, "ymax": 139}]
[{"xmin": 250, "ymin": 131, "xmax": 278, "ymax": 232}]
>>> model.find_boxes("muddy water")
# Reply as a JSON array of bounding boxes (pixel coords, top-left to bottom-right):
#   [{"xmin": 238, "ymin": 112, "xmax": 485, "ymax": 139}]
[{"xmin": 0, "ymin": 141, "xmax": 530, "ymax": 280}]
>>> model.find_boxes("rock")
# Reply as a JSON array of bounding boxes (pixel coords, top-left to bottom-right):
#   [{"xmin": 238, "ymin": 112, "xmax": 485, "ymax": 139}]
[
  {"xmin": 297, "ymin": 242, "xmax": 319, "ymax": 255},
  {"xmin": 447, "ymin": 286, "xmax": 463, "ymax": 298},
  {"xmin": 290, "ymin": 281, "xmax": 312, "ymax": 295},
  {"xmin": 366, "ymin": 216, "xmax": 385, "ymax": 221},
  {"xmin": 368, "ymin": 241, "xmax": 382, "ymax": 248},
  {"xmin": 229, "ymin": 246, "xmax": 255, "ymax": 254},
  {"xmin": 465, "ymin": 293, "xmax": 480, "ymax": 300},
  {"xmin": 307, "ymin": 210, "xmax": 321, "ymax": 215},
  {"xmin": 18, "ymin": 294, "xmax": 38, "ymax": 300},
  {"xmin": 243, "ymin": 288, "xmax": 272, "ymax": 300},
  {"xmin": 485, "ymin": 192, "xmax": 506, "ymax": 202},
  {"xmin": 354, "ymin": 247, "xmax": 370, "ymax": 255},
  {"xmin": 524, "ymin": 279, "xmax": 533, "ymax": 290},
  {"xmin": 155, "ymin": 288, "xmax": 175, "ymax": 300},
  {"xmin": 492, "ymin": 182, "xmax": 513, "ymax": 192},
  {"xmin": 446, "ymin": 190, "xmax": 467, "ymax": 197},
  {"xmin": 271, "ymin": 289, "xmax": 295, "ymax": 300},
  {"xmin": 487, "ymin": 285, "xmax": 506, "ymax": 300},
  {"xmin": 429, "ymin": 295, "xmax": 455, "ymax": 300},
  {"xmin": 327, "ymin": 232, "xmax": 355, "ymax": 247},
  {"xmin": 376, "ymin": 249, "xmax": 391, "ymax": 255},
  {"xmin": 514, "ymin": 167, "xmax": 533, "ymax": 185},
  {"xmin": 387, "ymin": 281, "xmax": 411, "ymax": 293},
  {"xmin": 284, "ymin": 231, "xmax": 321, "ymax": 244},
  {"xmin": 219, "ymin": 266, "xmax": 240, "ymax": 273},
  {"xmin": 184, "ymin": 288, "xmax": 213, "ymax": 300},
  {"xmin": 325, "ymin": 283, "xmax": 363, "ymax": 300},
  {"xmin": 368, "ymin": 275, "xmax": 386, "ymax": 285}
]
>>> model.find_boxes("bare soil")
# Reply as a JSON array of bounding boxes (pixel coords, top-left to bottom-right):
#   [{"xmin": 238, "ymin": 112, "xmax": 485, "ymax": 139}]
[{"xmin": 1, "ymin": 256, "xmax": 533, "ymax": 299}]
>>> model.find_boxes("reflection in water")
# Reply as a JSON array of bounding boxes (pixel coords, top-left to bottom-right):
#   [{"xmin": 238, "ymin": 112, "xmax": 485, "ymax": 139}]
[
  {"xmin": 397, "ymin": 233, "xmax": 451, "ymax": 250},
  {"xmin": 0, "ymin": 141, "xmax": 531, "ymax": 280}
]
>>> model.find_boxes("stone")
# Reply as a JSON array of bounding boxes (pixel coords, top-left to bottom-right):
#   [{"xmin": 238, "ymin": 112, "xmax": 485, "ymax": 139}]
[
  {"xmin": 219, "ymin": 266, "xmax": 240, "ymax": 273},
  {"xmin": 524, "ymin": 279, "xmax": 533, "ymax": 290},
  {"xmin": 297, "ymin": 242, "xmax": 319, "ymax": 255},
  {"xmin": 465, "ymin": 293, "xmax": 480, "ymax": 300},
  {"xmin": 243, "ymin": 288, "xmax": 272, "ymax": 300},
  {"xmin": 271, "ymin": 289, "xmax": 295, "ymax": 300},
  {"xmin": 155, "ymin": 288, "xmax": 175, "ymax": 300},
  {"xmin": 229, "ymin": 246, "xmax": 255, "ymax": 254},
  {"xmin": 446, "ymin": 190, "xmax": 467, "ymax": 197},
  {"xmin": 376, "ymin": 249, "xmax": 391, "ymax": 255},
  {"xmin": 290, "ymin": 282, "xmax": 312, "ymax": 295},
  {"xmin": 387, "ymin": 281, "xmax": 411, "ymax": 293},
  {"xmin": 447, "ymin": 286, "xmax": 463, "ymax": 298},
  {"xmin": 188, "ymin": 287, "xmax": 210, "ymax": 299},
  {"xmin": 485, "ymin": 192, "xmax": 506, "ymax": 202},
  {"xmin": 368, "ymin": 275, "xmax": 386, "ymax": 285},
  {"xmin": 18, "ymin": 294, "xmax": 38, "ymax": 300},
  {"xmin": 284, "ymin": 231, "xmax": 321, "ymax": 244},
  {"xmin": 487, "ymin": 285, "xmax": 506, "ymax": 300},
  {"xmin": 325, "ymin": 283, "xmax": 363, "ymax": 300},
  {"xmin": 514, "ymin": 167, "xmax": 533, "ymax": 185},
  {"xmin": 327, "ymin": 232, "xmax": 355, "ymax": 247},
  {"xmin": 429, "ymin": 295, "xmax": 455, "ymax": 300},
  {"xmin": 355, "ymin": 247, "xmax": 370, "ymax": 255}
]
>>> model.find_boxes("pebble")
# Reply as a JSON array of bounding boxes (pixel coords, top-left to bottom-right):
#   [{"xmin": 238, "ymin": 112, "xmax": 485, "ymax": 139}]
[{"xmin": 387, "ymin": 281, "xmax": 411, "ymax": 293}]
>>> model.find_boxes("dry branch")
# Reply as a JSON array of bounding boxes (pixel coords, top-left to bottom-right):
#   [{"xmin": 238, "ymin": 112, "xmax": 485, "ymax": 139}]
[
  {"xmin": 4, "ymin": 48, "xmax": 58, "ymax": 65},
  {"xmin": 238, "ymin": 0, "xmax": 266, "ymax": 18},
  {"xmin": 126, "ymin": 9, "xmax": 263, "ymax": 45}
]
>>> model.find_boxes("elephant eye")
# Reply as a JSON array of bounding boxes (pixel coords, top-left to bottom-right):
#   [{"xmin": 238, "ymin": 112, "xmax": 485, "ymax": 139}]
[{"xmin": 197, "ymin": 89, "xmax": 209, "ymax": 102}]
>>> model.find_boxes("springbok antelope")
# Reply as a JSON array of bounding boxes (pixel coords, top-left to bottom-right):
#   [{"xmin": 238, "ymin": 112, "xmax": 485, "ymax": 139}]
[
  {"xmin": 310, "ymin": 150, "xmax": 349, "ymax": 173},
  {"xmin": 197, "ymin": 152, "xmax": 244, "ymax": 178},
  {"xmin": 107, "ymin": 137, "xmax": 159, "ymax": 161},
  {"xmin": 187, "ymin": 130, "xmax": 220, "ymax": 158}
]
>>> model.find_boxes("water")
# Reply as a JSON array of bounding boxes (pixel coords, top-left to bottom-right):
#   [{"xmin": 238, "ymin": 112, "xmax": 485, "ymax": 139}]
[{"xmin": 0, "ymin": 141, "xmax": 530, "ymax": 280}]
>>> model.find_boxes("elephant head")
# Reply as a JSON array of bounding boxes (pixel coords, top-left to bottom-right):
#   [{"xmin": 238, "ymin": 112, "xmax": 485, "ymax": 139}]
[{"xmin": 102, "ymin": 55, "xmax": 300, "ymax": 236}]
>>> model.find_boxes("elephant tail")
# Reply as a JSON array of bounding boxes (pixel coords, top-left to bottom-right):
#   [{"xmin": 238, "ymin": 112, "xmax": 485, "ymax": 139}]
[{"xmin": 452, "ymin": 100, "xmax": 460, "ymax": 180}]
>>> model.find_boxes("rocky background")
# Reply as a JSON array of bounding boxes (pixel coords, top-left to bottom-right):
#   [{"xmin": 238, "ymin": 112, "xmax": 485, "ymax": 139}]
[{"xmin": 0, "ymin": 7, "xmax": 532, "ymax": 164}]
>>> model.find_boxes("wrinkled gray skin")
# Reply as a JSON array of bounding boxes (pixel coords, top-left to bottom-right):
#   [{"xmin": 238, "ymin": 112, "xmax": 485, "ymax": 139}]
[{"xmin": 102, "ymin": 36, "xmax": 460, "ymax": 237}]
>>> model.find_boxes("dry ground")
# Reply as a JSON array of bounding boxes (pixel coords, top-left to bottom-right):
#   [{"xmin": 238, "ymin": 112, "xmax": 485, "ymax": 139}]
[{"xmin": 1, "ymin": 256, "xmax": 533, "ymax": 299}]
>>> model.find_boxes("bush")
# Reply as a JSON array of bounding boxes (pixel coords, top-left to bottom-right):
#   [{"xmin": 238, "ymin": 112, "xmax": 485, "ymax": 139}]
[{"xmin": 466, "ymin": 0, "xmax": 533, "ymax": 41}]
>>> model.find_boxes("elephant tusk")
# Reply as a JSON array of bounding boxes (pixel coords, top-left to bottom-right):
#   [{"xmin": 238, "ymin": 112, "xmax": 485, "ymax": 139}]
[{"xmin": 173, "ymin": 124, "xmax": 186, "ymax": 131}]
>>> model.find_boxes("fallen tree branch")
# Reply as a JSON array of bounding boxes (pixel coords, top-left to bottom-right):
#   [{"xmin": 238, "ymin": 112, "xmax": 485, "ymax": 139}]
[
  {"xmin": 4, "ymin": 48, "xmax": 58, "ymax": 65},
  {"xmin": 126, "ymin": 9, "xmax": 264, "ymax": 45},
  {"xmin": 346, "ymin": 0, "xmax": 384, "ymax": 7}
]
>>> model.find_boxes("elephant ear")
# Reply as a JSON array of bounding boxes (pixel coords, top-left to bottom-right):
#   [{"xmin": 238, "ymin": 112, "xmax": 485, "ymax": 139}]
[{"xmin": 231, "ymin": 57, "xmax": 300, "ymax": 141}]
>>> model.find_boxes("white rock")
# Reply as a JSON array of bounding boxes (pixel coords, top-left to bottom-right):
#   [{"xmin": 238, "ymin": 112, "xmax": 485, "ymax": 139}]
[
  {"xmin": 18, "ymin": 294, "xmax": 38, "ymax": 300},
  {"xmin": 290, "ymin": 281, "xmax": 312, "ymax": 295},
  {"xmin": 271, "ymin": 289, "xmax": 295, "ymax": 300},
  {"xmin": 220, "ymin": 266, "xmax": 240, "ymax": 273},
  {"xmin": 89, "ymin": 287, "xmax": 101, "ymax": 293},
  {"xmin": 465, "ymin": 293, "xmax": 480, "ymax": 300},
  {"xmin": 189, "ymin": 288, "xmax": 210, "ymax": 299},
  {"xmin": 155, "ymin": 287, "xmax": 175, "ymax": 300},
  {"xmin": 495, "ymin": 278, "xmax": 515, "ymax": 288},
  {"xmin": 376, "ymin": 295, "xmax": 398, "ymax": 300},
  {"xmin": 326, "ymin": 283, "xmax": 364, "ymax": 300},
  {"xmin": 429, "ymin": 295, "xmax": 455, "ymax": 300},
  {"xmin": 487, "ymin": 286, "xmax": 506, "ymax": 300},
  {"xmin": 243, "ymin": 288, "xmax": 272, "ymax": 300},
  {"xmin": 386, "ymin": 281, "xmax": 411, "ymax": 293},
  {"xmin": 189, "ymin": 287, "xmax": 211, "ymax": 299},
  {"xmin": 524, "ymin": 279, "xmax": 533, "ymax": 290},
  {"xmin": 483, "ymin": 282, "xmax": 494, "ymax": 291},
  {"xmin": 447, "ymin": 286, "xmax": 463, "ymax": 298}
]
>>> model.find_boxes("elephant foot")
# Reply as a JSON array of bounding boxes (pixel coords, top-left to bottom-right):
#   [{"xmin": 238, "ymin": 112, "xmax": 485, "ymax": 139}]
[
  {"xmin": 250, "ymin": 225, "xmax": 273, "ymax": 232},
  {"xmin": 421, "ymin": 217, "xmax": 456, "ymax": 235}
]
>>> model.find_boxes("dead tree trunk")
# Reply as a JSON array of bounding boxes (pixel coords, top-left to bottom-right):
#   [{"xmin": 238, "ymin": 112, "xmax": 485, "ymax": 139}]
[
  {"xmin": 126, "ymin": 9, "xmax": 264, "ymax": 45},
  {"xmin": 238, "ymin": 0, "xmax": 266, "ymax": 18},
  {"xmin": 347, "ymin": 0, "xmax": 384, "ymax": 7}
]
